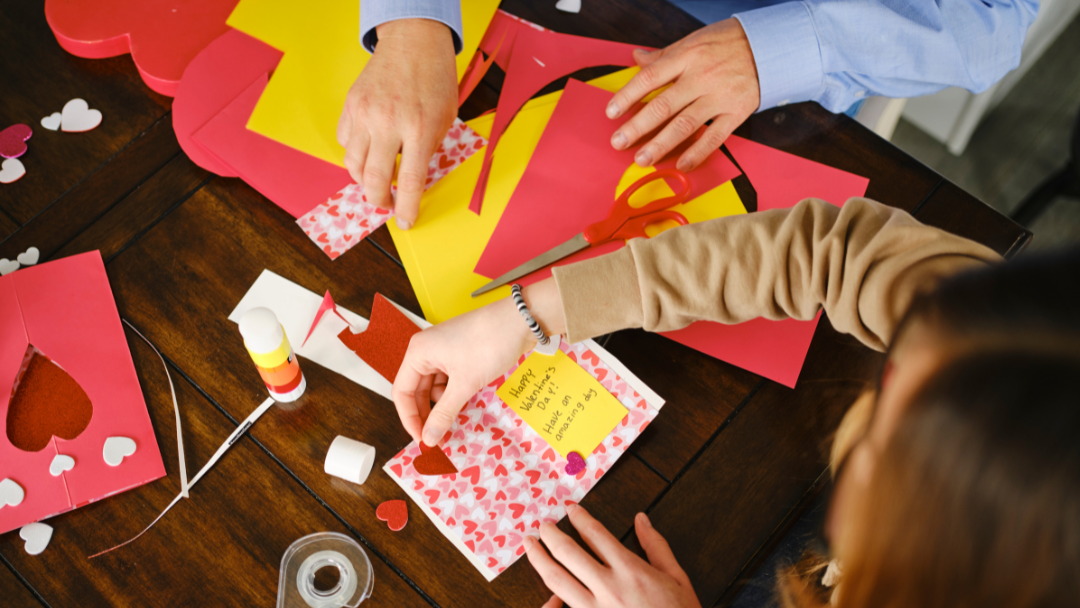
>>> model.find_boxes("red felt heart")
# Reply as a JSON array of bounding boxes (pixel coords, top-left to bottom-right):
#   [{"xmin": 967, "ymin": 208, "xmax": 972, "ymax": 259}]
[
  {"xmin": 338, "ymin": 294, "xmax": 422, "ymax": 383},
  {"xmin": 376, "ymin": 499, "xmax": 408, "ymax": 531},
  {"xmin": 7, "ymin": 345, "xmax": 94, "ymax": 452},
  {"xmin": 413, "ymin": 442, "xmax": 458, "ymax": 476},
  {"xmin": 0, "ymin": 124, "xmax": 32, "ymax": 159}
]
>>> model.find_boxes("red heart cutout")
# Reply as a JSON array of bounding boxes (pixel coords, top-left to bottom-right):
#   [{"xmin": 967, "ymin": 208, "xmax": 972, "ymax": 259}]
[
  {"xmin": 0, "ymin": 124, "xmax": 32, "ymax": 159},
  {"xmin": 376, "ymin": 499, "xmax": 408, "ymax": 532},
  {"xmin": 7, "ymin": 345, "xmax": 93, "ymax": 452},
  {"xmin": 413, "ymin": 442, "xmax": 458, "ymax": 476}
]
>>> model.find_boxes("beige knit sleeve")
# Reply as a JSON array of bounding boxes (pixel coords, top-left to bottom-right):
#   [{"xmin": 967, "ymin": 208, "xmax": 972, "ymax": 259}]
[{"xmin": 551, "ymin": 197, "xmax": 1001, "ymax": 352}]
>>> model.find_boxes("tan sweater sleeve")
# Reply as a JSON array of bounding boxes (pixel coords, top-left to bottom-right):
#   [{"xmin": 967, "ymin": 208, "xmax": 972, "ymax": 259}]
[{"xmin": 551, "ymin": 197, "xmax": 1002, "ymax": 352}]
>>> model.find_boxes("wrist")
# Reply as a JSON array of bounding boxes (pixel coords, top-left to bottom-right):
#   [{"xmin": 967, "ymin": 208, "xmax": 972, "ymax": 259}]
[
  {"xmin": 376, "ymin": 18, "xmax": 453, "ymax": 46},
  {"xmin": 520, "ymin": 279, "xmax": 567, "ymax": 339}
]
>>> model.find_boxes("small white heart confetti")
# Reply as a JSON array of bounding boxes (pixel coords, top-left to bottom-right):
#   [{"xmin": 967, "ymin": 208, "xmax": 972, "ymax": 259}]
[
  {"xmin": 103, "ymin": 436, "xmax": 137, "ymax": 466},
  {"xmin": 49, "ymin": 454, "xmax": 75, "ymax": 477},
  {"xmin": 0, "ymin": 158, "xmax": 26, "ymax": 184},
  {"xmin": 555, "ymin": 0, "xmax": 582, "ymax": 13},
  {"xmin": 19, "ymin": 523, "xmax": 53, "ymax": 556},
  {"xmin": 0, "ymin": 478, "xmax": 25, "ymax": 508},
  {"xmin": 0, "ymin": 258, "xmax": 19, "ymax": 275},
  {"xmin": 40, "ymin": 112, "xmax": 62, "ymax": 131},
  {"xmin": 16, "ymin": 246, "xmax": 39, "ymax": 266},
  {"xmin": 61, "ymin": 98, "xmax": 103, "ymax": 133}
]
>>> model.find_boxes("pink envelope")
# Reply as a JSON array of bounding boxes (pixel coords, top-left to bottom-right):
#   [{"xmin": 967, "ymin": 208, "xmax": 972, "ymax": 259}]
[{"xmin": 0, "ymin": 252, "xmax": 165, "ymax": 534}]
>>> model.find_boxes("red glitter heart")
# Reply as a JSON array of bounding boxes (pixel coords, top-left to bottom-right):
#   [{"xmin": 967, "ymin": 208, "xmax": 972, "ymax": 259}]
[
  {"xmin": 0, "ymin": 124, "xmax": 32, "ymax": 159},
  {"xmin": 413, "ymin": 442, "xmax": 458, "ymax": 476},
  {"xmin": 376, "ymin": 499, "xmax": 408, "ymax": 531},
  {"xmin": 6, "ymin": 345, "xmax": 93, "ymax": 452},
  {"xmin": 338, "ymin": 294, "xmax": 421, "ymax": 383}
]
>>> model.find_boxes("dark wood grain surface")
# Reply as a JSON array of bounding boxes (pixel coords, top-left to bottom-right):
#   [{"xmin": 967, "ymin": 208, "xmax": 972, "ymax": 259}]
[{"xmin": 0, "ymin": 1, "xmax": 1031, "ymax": 607}]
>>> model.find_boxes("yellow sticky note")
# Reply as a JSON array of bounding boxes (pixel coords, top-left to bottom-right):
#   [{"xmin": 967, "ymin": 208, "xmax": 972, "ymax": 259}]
[
  {"xmin": 497, "ymin": 349, "xmax": 627, "ymax": 459},
  {"xmin": 227, "ymin": 0, "xmax": 500, "ymax": 167}
]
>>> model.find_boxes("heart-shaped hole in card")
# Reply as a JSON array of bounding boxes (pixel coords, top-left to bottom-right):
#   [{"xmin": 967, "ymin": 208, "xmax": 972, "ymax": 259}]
[
  {"xmin": 413, "ymin": 442, "xmax": 459, "ymax": 476},
  {"xmin": 6, "ymin": 344, "xmax": 94, "ymax": 452},
  {"xmin": 376, "ymin": 499, "xmax": 408, "ymax": 532}
]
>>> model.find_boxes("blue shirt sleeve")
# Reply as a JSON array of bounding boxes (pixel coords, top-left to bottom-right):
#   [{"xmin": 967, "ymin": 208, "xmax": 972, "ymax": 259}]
[
  {"xmin": 734, "ymin": 0, "xmax": 1039, "ymax": 113},
  {"xmin": 360, "ymin": 0, "xmax": 463, "ymax": 55}
]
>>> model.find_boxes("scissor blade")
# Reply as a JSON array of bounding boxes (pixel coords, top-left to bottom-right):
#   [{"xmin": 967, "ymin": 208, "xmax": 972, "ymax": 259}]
[{"xmin": 471, "ymin": 233, "xmax": 589, "ymax": 297}]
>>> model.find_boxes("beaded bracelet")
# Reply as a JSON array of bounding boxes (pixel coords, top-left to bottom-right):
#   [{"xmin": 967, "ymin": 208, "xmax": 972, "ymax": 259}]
[{"xmin": 510, "ymin": 284, "xmax": 550, "ymax": 347}]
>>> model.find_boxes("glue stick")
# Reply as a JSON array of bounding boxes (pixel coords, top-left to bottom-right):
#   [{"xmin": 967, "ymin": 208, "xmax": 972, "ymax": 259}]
[{"xmin": 238, "ymin": 307, "xmax": 306, "ymax": 402}]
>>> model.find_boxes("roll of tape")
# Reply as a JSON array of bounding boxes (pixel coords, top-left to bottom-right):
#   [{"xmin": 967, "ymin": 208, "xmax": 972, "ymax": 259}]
[{"xmin": 324, "ymin": 436, "xmax": 375, "ymax": 485}]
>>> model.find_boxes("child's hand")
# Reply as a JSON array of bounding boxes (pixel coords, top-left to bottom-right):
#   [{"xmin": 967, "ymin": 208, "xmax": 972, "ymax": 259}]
[{"xmin": 526, "ymin": 505, "xmax": 702, "ymax": 608}]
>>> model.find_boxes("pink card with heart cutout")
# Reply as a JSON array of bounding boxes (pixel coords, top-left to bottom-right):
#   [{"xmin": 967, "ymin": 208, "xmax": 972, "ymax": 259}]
[
  {"xmin": 0, "ymin": 252, "xmax": 165, "ymax": 534},
  {"xmin": 384, "ymin": 338, "xmax": 663, "ymax": 581}
]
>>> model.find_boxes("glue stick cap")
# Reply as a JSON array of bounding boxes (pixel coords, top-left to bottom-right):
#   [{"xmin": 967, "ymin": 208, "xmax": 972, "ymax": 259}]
[{"xmin": 239, "ymin": 307, "xmax": 285, "ymax": 354}]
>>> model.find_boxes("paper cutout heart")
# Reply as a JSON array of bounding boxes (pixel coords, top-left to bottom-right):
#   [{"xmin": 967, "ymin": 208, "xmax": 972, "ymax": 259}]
[
  {"xmin": 16, "ymin": 247, "xmax": 39, "ymax": 266},
  {"xmin": 49, "ymin": 454, "xmax": 75, "ymax": 477},
  {"xmin": 564, "ymin": 452, "xmax": 586, "ymax": 475},
  {"xmin": 7, "ymin": 345, "xmax": 95, "ymax": 452},
  {"xmin": 555, "ymin": 0, "xmax": 582, "ymax": 13},
  {"xmin": 40, "ymin": 113, "xmax": 61, "ymax": 131},
  {"xmin": 0, "ymin": 258, "xmax": 18, "ymax": 275},
  {"xmin": 413, "ymin": 442, "xmax": 459, "ymax": 476},
  {"xmin": 0, "ymin": 124, "xmax": 32, "ymax": 159},
  {"xmin": 61, "ymin": 99, "xmax": 102, "ymax": 132},
  {"xmin": 0, "ymin": 158, "xmax": 26, "ymax": 184},
  {"xmin": 103, "ymin": 437, "xmax": 137, "ymax": 466},
  {"xmin": 376, "ymin": 499, "xmax": 408, "ymax": 532},
  {"xmin": 0, "ymin": 479, "xmax": 25, "ymax": 508},
  {"xmin": 338, "ymin": 294, "xmax": 421, "ymax": 383},
  {"xmin": 19, "ymin": 523, "xmax": 53, "ymax": 555}
]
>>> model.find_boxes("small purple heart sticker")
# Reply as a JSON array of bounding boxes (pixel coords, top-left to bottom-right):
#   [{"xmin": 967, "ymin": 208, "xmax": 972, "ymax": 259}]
[{"xmin": 564, "ymin": 451, "xmax": 586, "ymax": 476}]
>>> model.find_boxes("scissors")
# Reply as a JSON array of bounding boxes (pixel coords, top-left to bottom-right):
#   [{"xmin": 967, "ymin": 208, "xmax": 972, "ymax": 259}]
[{"xmin": 472, "ymin": 168, "xmax": 692, "ymax": 297}]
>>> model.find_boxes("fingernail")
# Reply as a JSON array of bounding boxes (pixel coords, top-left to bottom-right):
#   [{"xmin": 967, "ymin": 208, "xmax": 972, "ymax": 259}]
[
  {"xmin": 606, "ymin": 101, "xmax": 620, "ymax": 119},
  {"xmin": 422, "ymin": 429, "xmax": 439, "ymax": 446},
  {"xmin": 523, "ymin": 537, "xmax": 536, "ymax": 551},
  {"xmin": 566, "ymin": 503, "xmax": 578, "ymax": 515},
  {"xmin": 676, "ymin": 158, "xmax": 693, "ymax": 172},
  {"xmin": 635, "ymin": 149, "xmax": 653, "ymax": 167},
  {"xmin": 396, "ymin": 217, "xmax": 412, "ymax": 230},
  {"xmin": 637, "ymin": 512, "xmax": 652, "ymax": 528},
  {"xmin": 611, "ymin": 131, "xmax": 628, "ymax": 149}
]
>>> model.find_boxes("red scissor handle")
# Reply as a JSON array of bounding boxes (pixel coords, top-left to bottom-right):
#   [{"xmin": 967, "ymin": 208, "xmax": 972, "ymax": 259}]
[{"xmin": 583, "ymin": 168, "xmax": 692, "ymax": 245}]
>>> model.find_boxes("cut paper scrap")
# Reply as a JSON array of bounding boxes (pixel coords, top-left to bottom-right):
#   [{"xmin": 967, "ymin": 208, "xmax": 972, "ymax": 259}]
[
  {"xmin": 376, "ymin": 499, "xmax": 408, "ymax": 532},
  {"xmin": 0, "ymin": 251, "xmax": 165, "ymax": 535},
  {"xmin": 0, "ymin": 124, "xmax": 32, "ymax": 159},
  {"xmin": 385, "ymin": 338, "xmax": 664, "ymax": 580},
  {"xmin": 389, "ymin": 68, "xmax": 646, "ymax": 324},
  {"xmin": 412, "ymin": 442, "xmax": 458, "ymax": 477},
  {"xmin": 469, "ymin": 26, "xmax": 646, "ymax": 214},
  {"xmin": 45, "ymin": 0, "xmax": 239, "ymax": 96},
  {"xmin": 228, "ymin": 270, "xmax": 431, "ymax": 402},
  {"xmin": 478, "ymin": 10, "xmax": 550, "ymax": 71},
  {"xmin": 90, "ymin": 397, "xmax": 274, "ymax": 558},
  {"xmin": 6, "ymin": 345, "xmax": 94, "ymax": 452},
  {"xmin": 297, "ymin": 119, "xmax": 487, "ymax": 259},
  {"xmin": 474, "ymin": 78, "xmax": 743, "ymax": 284},
  {"xmin": 659, "ymin": 135, "xmax": 870, "ymax": 388},
  {"xmin": 337, "ymin": 294, "xmax": 422, "ymax": 384},
  {"xmin": 497, "ymin": 345, "xmax": 629, "ymax": 459},
  {"xmin": 226, "ymin": 0, "xmax": 500, "ymax": 166},
  {"xmin": 302, "ymin": 291, "xmax": 352, "ymax": 347}
]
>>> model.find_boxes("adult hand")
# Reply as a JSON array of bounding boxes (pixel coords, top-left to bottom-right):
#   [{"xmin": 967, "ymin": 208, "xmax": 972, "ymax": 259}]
[
  {"xmin": 337, "ymin": 18, "xmax": 458, "ymax": 230},
  {"xmin": 607, "ymin": 18, "xmax": 759, "ymax": 173},
  {"xmin": 392, "ymin": 279, "xmax": 566, "ymax": 446},
  {"xmin": 526, "ymin": 505, "xmax": 702, "ymax": 608}
]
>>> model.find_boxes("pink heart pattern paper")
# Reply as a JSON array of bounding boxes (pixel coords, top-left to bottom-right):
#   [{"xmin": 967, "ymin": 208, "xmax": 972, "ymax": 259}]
[
  {"xmin": 385, "ymin": 339, "xmax": 658, "ymax": 579},
  {"xmin": 297, "ymin": 118, "xmax": 487, "ymax": 260}
]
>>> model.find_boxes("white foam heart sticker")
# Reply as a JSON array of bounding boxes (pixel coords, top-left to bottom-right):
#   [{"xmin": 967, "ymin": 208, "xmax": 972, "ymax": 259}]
[
  {"xmin": 19, "ymin": 523, "xmax": 53, "ymax": 556},
  {"xmin": 103, "ymin": 436, "xmax": 137, "ymax": 466},
  {"xmin": 0, "ymin": 478, "xmax": 25, "ymax": 508},
  {"xmin": 40, "ymin": 112, "xmax": 62, "ymax": 131},
  {"xmin": 0, "ymin": 158, "xmax": 26, "ymax": 184},
  {"xmin": 61, "ymin": 98, "xmax": 102, "ymax": 133},
  {"xmin": 0, "ymin": 258, "xmax": 19, "ymax": 276},
  {"xmin": 49, "ymin": 454, "xmax": 75, "ymax": 477},
  {"xmin": 556, "ymin": 0, "xmax": 582, "ymax": 13},
  {"xmin": 16, "ymin": 246, "xmax": 39, "ymax": 266}
]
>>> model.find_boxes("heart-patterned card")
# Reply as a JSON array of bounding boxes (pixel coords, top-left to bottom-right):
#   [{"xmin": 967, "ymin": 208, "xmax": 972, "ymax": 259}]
[{"xmin": 385, "ymin": 339, "xmax": 662, "ymax": 580}]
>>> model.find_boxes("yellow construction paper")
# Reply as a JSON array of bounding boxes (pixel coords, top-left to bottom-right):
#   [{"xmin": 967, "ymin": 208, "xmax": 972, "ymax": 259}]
[
  {"xmin": 391, "ymin": 68, "xmax": 746, "ymax": 323},
  {"xmin": 497, "ymin": 349, "xmax": 627, "ymax": 459},
  {"xmin": 227, "ymin": 0, "xmax": 500, "ymax": 167}
]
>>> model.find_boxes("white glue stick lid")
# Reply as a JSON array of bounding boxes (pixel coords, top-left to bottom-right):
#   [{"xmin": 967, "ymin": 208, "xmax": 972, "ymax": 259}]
[
  {"xmin": 238, "ymin": 307, "xmax": 284, "ymax": 354},
  {"xmin": 325, "ymin": 436, "xmax": 376, "ymax": 485}
]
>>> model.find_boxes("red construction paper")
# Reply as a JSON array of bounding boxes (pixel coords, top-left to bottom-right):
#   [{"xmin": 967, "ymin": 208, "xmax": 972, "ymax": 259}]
[
  {"xmin": 6, "ymin": 346, "xmax": 93, "ymax": 453},
  {"xmin": 477, "ymin": 10, "xmax": 550, "ymax": 71},
  {"xmin": 0, "ymin": 252, "xmax": 165, "ymax": 534},
  {"xmin": 468, "ymin": 27, "xmax": 645, "ymax": 214},
  {"xmin": 474, "ymin": 79, "xmax": 741, "ymax": 283},
  {"xmin": 302, "ymin": 290, "xmax": 351, "ymax": 347},
  {"xmin": 412, "ymin": 442, "xmax": 459, "ymax": 476},
  {"xmin": 659, "ymin": 136, "xmax": 870, "ymax": 388},
  {"xmin": 376, "ymin": 499, "xmax": 408, "ymax": 532},
  {"xmin": 337, "ymin": 294, "xmax": 422, "ymax": 384},
  {"xmin": 45, "ymin": 0, "xmax": 239, "ymax": 96}
]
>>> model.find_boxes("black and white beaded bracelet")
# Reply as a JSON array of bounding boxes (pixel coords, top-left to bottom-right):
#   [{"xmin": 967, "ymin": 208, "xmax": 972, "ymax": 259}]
[{"xmin": 510, "ymin": 284, "xmax": 550, "ymax": 347}]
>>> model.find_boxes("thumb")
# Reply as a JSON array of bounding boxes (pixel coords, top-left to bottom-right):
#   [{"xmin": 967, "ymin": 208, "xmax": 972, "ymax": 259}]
[
  {"xmin": 422, "ymin": 378, "xmax": 474, "ymax": 446},
  {"xmin": 636, "ymin": 513, "xmax": 691, "ymax": 587},
  {"xmin": 633, "ymin": 47, "xmax": 663, "ymax": 67}
]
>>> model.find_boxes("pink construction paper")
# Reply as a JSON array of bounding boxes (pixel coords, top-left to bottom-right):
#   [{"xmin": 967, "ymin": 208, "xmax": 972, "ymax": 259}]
[
  {"xmin": 385, "ymin": 340, "xmax": 657, "ymax": 578},
  {"xmin": 474, "ymin": 79, "xmax": 741, "ymax": 283},
  {"xmin": 468, "ymin": 28, "xmax": 646, "ymax": 214},
  {"xmin": 0, "ymin": 252, "xmax": 165, "ymax": 534},
  {"xmin": 659, "ymin": 136, "xmax": 870, "ymax": 388}
]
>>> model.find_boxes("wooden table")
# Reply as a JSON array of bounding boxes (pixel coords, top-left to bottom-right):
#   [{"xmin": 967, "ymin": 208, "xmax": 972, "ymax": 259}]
[{"xmin": 0, "ymin": 2, "xmax": 1030, "ymax": 606}]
